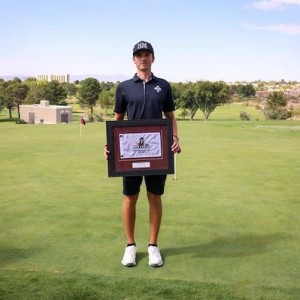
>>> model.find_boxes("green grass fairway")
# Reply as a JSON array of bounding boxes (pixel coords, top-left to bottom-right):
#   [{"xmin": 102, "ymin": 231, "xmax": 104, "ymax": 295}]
[{"xmin": 1, "ymin": 107, "xmax": 300, "ymax": 299}]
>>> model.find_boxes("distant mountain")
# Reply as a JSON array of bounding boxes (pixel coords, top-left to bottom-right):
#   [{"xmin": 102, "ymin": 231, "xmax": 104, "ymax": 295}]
[
  {"xmin": 0, "ymin": 74, "xmax": 130, "ymax": 83},
  {"xmin": 70, "ymin": 74, "xmax": 129, "ymax": 82},
  {"xmin": 0, "ymin": 75, "xmax": 31, "ymax": 81}
]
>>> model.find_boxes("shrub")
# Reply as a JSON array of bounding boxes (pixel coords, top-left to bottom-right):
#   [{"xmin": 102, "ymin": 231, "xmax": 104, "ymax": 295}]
[
  {"xmin": 16, "ymin": 119, "xmax": 27, "ymax": 124},
  {"xmin": 87, "ymin": 114, "xmax": 94, "ymax": 122},
  {"xmin": 264, "ymin": 108, "xmax": 292, "ymax": 120},
  {"xmin": 86, "ymin": 114, "xmax": 104, "ymax": 122},
  {"xmin": 179, "ymin": 109, "xmax": 189, "ymax": 119},
  {"xmin": 240, "ymin": 111, "xmax": 251, "ymax": 121},
  {"xmin": 59, "ymin": 100, "xmax": 68, "ymax": 106},
  {"xmin": 94, "ymin": 114, "xmax": 104, "ymax": 122}
]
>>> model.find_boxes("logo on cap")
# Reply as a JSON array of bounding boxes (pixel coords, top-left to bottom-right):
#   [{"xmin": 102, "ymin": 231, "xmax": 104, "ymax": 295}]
[
  {"xmin": 137, "ymin": 42, "xmax": 148, "ymax": 50},
  {"xmin": 133, "ymin": 41, "xmax": 154, "ymax": 56}
]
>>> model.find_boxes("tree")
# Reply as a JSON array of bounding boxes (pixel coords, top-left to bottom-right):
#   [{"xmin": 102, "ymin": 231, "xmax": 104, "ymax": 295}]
[
  {"xmin": 5, "ymin": 82, "xmax": 28, "ymax": 119},
  {"xmin": 12, "ymin": 77, "xmax": 22, "ymax": 83},
  {"xmin": 172, "ymin": 82, "xmax": 198, "ymax": 120},
  {"xmin": 172, "ymin": 81, "xmax": 232, "ymax": 120},
  {"xmin": 266, "ymin": 91, "xmax": 286, "ymax": 109},
  {"xmin": 0, "ymin": 94, "xmax": 3, "ymax": 111},
  {"xmin": 62, "ymin": 82, "xmax": 78, "ymax": 98},
  {"xmin": 24, "ymin": 81, "xmax": 47, "ymax": 104},
  {"xmin": 99, "ymin": 81, "xmax": 115, "ymax": 91},
  {"xmin": 170, "ymin": 82, "xmax": 183, "ymax": 110},
  {"xmin": 195, "ymin": 81, "xmax": 231, "ymax": 120},
  {"xmin": 0, "ymin": 79, "xmax": 28, "ymax": 118},
  {"xmin": 0, "ymin": 81, "xmax": 6, "ymax": 111},
  {"xmin": 43, "ymin": 81, "xmax": 67, "ymax": 105},
  {"xmin": 78, "ymin": 78, "xmax": 101, "ymax": 114},
  {"xmin": 179, "ymin": 85, "xmax": 198, "ymax": 120},
  {"xmin": 234, "ymin": 83, "xmax": 256, "ymax": 98},
  {"xmin": 264, "ymin": 91, "xmax": 291, "ymax": 120},
  {"xmin": 24, "ymin": 77, "xmax": 37, "ymax": 84},
  {"xmin": 98, "ymin": 87, "xmax": 115, "ymax": 117}
]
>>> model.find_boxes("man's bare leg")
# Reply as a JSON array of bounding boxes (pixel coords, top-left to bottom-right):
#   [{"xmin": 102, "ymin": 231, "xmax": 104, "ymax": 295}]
[
  {"xmin": 122, "ymin": 194, "xmax": 139, "ymax": 244},
  {"xmin": 147, "ymin": 191, "xmax": 164, "ymax": 267},
  {"xmin": 147, "ymin": 191, "xmax": 162, "ymax": 245}
]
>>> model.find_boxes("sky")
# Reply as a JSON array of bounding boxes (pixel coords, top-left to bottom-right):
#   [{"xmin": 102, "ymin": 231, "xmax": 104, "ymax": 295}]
[{"xmin": 0, "ymin": 0, "xmax": 299, "ymax": 82}]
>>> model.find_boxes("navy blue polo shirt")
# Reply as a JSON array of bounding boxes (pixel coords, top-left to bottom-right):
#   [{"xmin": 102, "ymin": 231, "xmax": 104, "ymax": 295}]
[{"xmin": 114, "ymin": 74, "xmax": 175, "ymax": 120}]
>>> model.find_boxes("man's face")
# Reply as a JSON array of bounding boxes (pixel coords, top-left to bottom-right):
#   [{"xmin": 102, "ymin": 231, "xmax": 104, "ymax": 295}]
[{"xmin": 133, "ymin": 50, "xmax": 155, "ymax": 72}]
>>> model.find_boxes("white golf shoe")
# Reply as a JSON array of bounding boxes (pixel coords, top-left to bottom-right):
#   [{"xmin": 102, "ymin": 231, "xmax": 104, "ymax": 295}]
[
  {"xmin": 148, "ymin": 245, "xmax": 163, "ymax": 267},
  {"xmin": 121, "ymin": 245, "xmax": 137, "ymax": 267}
]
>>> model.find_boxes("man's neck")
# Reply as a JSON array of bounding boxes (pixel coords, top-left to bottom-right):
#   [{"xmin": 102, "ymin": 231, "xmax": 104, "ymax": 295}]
[{"xmin": 136, "ymin": 71, "xmax": 152, "ymax": 82}]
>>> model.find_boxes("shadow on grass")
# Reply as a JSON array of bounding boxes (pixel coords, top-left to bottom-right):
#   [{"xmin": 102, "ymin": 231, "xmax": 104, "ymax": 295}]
[
  {"xmin": 163, "ymin": 233, "xmax": 290, "ymax": 258},
  {"xmin": 0, "ymin": 247, "xmax": 33, "ymax": 267},
  {"xmin": 136, "ymin": 252, "xmax": 148, "ymax": 265},
  {"xmin": 0, "ymin": 118, "xmax": 17, "ymax": 123}
]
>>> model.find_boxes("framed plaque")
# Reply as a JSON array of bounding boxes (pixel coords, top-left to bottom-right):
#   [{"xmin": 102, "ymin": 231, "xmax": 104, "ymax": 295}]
[{"xmin": 106, "ymin": 119, "xmax": 174, "ymax": 177}]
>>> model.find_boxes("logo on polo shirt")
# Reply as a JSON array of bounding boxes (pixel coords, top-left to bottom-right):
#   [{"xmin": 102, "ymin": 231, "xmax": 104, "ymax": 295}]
[{"xmin": 154, "ymin": 85, "xmax": 162, "ymax": 93}]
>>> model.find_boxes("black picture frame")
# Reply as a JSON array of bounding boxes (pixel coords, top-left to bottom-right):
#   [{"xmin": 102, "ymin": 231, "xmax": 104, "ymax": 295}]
[{"xmin": 106, "ymin": 119, "xmax": 174, "ymax": 177}]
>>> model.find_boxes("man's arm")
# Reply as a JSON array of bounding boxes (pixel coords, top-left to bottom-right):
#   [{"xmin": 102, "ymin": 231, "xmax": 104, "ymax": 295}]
[
  {"xmin": 103, "ymin": 112, "xmax": 125, "ymax": 159},
  {"xmin": 115, "ymin": 112, "xmax": 125, "ymax": 121},
  {"xmin": 164, "ymin": 111, "xmax": 181, "ymax": 154}
]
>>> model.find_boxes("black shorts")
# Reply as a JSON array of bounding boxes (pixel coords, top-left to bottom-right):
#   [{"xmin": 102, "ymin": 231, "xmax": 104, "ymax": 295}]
[{"xmin": 123, "ymin": 175, "xmax": 167, "ymax": 196}]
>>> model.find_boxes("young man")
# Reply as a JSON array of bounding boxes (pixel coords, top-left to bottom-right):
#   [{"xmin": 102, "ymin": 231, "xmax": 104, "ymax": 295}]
[{"xmin": 104, "ymin": 41, "xmax": 181, "ymax": 267}]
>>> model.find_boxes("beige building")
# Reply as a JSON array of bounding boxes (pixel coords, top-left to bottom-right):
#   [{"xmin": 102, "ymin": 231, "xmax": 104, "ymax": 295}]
[
  {"xmin": 36, "ymin": 74, "xmax": 70, "ymax": 83},
  {"xmin": 20, "ymin": 100, "xmax": 73, "ymax": 124}
]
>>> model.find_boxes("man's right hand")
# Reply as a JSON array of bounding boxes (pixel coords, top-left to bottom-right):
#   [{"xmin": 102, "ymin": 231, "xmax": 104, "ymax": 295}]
[{"xmin": 103, "ymin": 144, "xmax": 110, "ymax": 159}]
